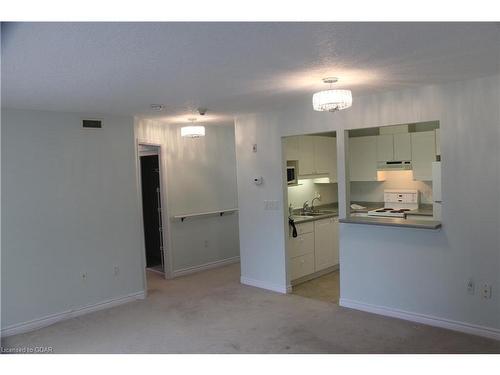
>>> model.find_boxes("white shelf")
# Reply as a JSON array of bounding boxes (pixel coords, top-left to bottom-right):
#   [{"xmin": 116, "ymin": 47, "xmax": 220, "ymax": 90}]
[{"xmin": 173, "ymin": 208, "xmax": 238, "ymax": 222}]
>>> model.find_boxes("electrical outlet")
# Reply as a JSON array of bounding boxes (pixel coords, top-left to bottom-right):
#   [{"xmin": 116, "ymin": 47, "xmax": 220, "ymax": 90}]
[
  {"xmin": 264, "ymin": 200, "xmax": 279, "ymax": 210},
  {"xmin": 81, "ymin": 272, "xmax": 87, "ymax": 280},
  {"xmin": 467, "ymin": 279, "xmax": 475, "ymax": 295},
  {"xmin": 204, "ymin": 240, "xmax": 209, "ymax": 248},
  {"xmin": 481, "ymin": 284, "xmax": 492, "ymax": 299},
  {"xmin": 113, "ymin": 266, "xmax": 120, "ymax": 276}
]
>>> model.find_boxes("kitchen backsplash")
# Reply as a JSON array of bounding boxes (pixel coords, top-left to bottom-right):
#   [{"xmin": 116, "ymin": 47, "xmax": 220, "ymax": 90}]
[
  {"xmin": 288, "ymin": 179, "xmax": 338, "ymax": 209},
  {"xmin": 350, "ymin": 170, "xmax": 433, "ymax": 204}
]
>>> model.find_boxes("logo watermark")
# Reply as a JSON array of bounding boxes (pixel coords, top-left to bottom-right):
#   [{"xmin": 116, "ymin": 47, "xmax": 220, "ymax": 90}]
[{"xmin": 1, "ymin": 346, "xmax": 53, "ymax": 354}]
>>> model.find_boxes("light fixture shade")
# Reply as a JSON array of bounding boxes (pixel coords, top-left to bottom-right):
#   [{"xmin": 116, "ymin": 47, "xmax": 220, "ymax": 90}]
[
  {"xmin": 181, "ymin": 125, "xmax": 205, "ymax": 138},
  {"xmin": 312, "ymin": 89, "xmax": 352, "ymax": 112}
]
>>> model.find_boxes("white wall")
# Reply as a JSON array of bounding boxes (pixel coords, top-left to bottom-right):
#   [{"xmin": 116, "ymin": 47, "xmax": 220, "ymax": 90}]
[
  {"xmin": 287, "ymin": 180, "xmax": 338, "ymax": 209},
  {"xmin": 135, "ymin": 120, "xmax": 240, "ymax": 274},
  {"xmin": 235, "ymin": 75, "xmax": 500, "ymax": 334},
  {"xmin": 1, "ymin": 109, "xmax": 145, "ymax": 330}
]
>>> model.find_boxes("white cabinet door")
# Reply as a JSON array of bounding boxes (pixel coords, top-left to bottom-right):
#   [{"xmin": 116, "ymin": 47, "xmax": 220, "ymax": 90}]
[
  {"xmin": 290, "ymin": 253, "xmax": 315, "ymax": 280},
  {"xmin": 298, "ymin": 136, "xmax": 315, "ymax": 176},
  {"xmin": 349, "ymin": 136, "xmax": 378, "ymax": 181},
  {"xmin": 313, "ymin": 136, "xmax": 334, "ymax": 175},
  {"xmin": 376, "ymin": 134, "xmax": 394, "ymax": 161},
  {"xmin": 289, "ymin": 232, "xmax": 314, "ymax": 258},
  {"xmin": 393, "ymin": 133, "xmax": 412, "ymax": 160},
  {"xmin": 328, "ymin": 137, "xmax": 337, "ymax": 182},
  {"xmin": 314, "ymin": 217, "xmax": 338, "ymax": 272},
  {"xmin": 435, "ymin": 128, "xmax": 441, "ymax": 156},
  {"xmin": 284, "ymin": 136, "xmax": 300, "ymax": 161},
  {"xmin": 411, "ymin": 131, "xmax": 436, "ymax": 181}
]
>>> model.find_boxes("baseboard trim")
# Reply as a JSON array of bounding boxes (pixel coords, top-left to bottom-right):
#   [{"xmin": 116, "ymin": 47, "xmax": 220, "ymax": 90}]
[
  {"xmin": 1, "ymin": 291, "xmax": 146, "ymax": 338},
  {"xmin": 240, "ymin": 276, "xmax": 288, "ymax": 294},
  {"xmin": 172, "ymin": 256, "xmax": 240, "ymax": 278},
  {"xmin": 291, "ymin": 264, "xmax": 339, "ymax": 286},
  {"xmin": 339, "ymin": 298, "xmax": 500, "ymax": 341}
]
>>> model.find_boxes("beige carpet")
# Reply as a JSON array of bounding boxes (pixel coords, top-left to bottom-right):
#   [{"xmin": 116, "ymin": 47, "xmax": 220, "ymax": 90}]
[
  {"xmin": 293, "ymin": 270, "xmax": 340, "ymax": 304},
  {"xmin": 2, "ymin": 263, "xmax": 499, "ymax": 353}
]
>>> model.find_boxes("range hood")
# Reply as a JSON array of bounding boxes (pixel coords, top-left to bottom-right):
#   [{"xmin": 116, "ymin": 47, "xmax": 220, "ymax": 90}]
[{"xmin": 377, "ymin": 160, "xmax": 412, "ymax": 171}]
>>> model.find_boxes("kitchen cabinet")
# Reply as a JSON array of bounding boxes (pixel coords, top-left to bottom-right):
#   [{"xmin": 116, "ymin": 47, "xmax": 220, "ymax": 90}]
[
  {"xmin": 298, "ymin": 136, "xmax": 315, "ymax": 175},
  {"xmin": 314, "ymin": 217, "xmax": 339, "ymax": 272},
  {"xmin": 284, "ymin": 136, "xmax": 300, "ymax": 161},
  {"xmin": 376, "ymin": 134, "xmax": 394, "ymax": 162},
  {"xmin": 435, "ymin": 128, "xmax": 441, "ymax": 156},
  {"xmin": 297, "ymin": 135, "xmax": 336, "ymax": 178},
  {"xmin": 314, "ymin": 136, "xmax": 337, "ymax": 182},
  {"xmin": 290, "ymin": 253, "xmax": 315, "ymax": 280},
  {"xmin": 349, "ymin": 136, "xmax": 378, "ymax": 181},
  {"xmin": 376, "ymin": 133, "xmax": 411, "ymax": 162},
  {"xmin": 314, "ymin": 136, "xmax": 334, "ymax": 175},
  {"xmin": 289, "ymin": 222, "xmax": 315, "ymax": 280},
  {"xmin": 411, "ymin": 131, "xmax": 436, "ymax": 181},
  {"xmin": 289, "ymin": 218, "xmax": 339, "ymax": 281},
  {"xmin": 393, "ymin": 133, "xmax": 412, "ymax": 160}
]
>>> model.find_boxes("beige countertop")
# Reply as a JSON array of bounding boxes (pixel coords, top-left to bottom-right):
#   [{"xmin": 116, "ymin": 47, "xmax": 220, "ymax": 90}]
[
  {"xmin": 289, "ymin": 202, "xmax": 439, "ymax": 229},
  {"xmin": 339, "ymin": 216, "xmax": 441, "ymax": 229}
]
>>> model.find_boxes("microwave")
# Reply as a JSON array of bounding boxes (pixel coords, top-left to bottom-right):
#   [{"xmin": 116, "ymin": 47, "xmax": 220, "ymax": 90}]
[{"xmin": 287, "ymin": 166, "xmax": 297, "ymax": 185}]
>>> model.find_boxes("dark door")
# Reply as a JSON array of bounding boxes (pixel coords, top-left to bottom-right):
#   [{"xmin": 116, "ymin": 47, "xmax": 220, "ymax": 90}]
[{"xmin": 140, "ymin": 154, "xmax": 164, "ymax": 270}]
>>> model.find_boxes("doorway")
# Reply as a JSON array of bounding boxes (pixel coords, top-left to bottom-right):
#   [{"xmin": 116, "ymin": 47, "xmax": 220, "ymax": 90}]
[
  {"xmin": 282, "ymin": 131, "xmax": 340, "ymax": 304},
  {"xmin": 139, "ymin": 145, "xmax": 165, "ymax": 275}
]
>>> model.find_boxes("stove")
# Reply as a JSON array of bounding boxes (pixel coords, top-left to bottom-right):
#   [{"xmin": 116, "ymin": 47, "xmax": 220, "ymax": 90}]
[{"xmin": 367, "ymin": 189, "xmax": 419, "ymax": 218}]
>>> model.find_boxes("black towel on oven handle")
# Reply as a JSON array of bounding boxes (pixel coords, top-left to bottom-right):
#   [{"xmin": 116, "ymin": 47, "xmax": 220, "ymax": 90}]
[{"xmin": 288, "ymin": 217, "xmax": 298, "ymax": 238}]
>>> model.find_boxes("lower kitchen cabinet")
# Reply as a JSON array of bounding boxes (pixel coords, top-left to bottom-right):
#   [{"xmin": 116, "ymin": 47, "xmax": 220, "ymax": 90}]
[
  {"xmin": 290, "ymin": 253, "xmax": 315, "ymax": 280},
  {"xmin": 289, "ymin": 218, "xmax": 339, "ymax": 281},
  {"xmin": 314, "ymin": 217, "xmax": 339, "ymax": 271}
]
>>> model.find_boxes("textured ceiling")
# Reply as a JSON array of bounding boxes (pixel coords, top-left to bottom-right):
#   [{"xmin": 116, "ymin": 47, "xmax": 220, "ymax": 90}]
[{"xmin": 1, "ymin": 22, "xmax": 499, "ymax": 122}]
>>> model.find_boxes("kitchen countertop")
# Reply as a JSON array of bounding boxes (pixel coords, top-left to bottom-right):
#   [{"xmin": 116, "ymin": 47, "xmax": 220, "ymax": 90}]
[
  {"xmin": 291, "ymin": 211, "xmax": 338, "ymax": 224},
  {"xmin": 339, "ymin": 216, "xmax": 441, "ymax": 229},
  {"xmin": 290, "ymin": 202, "xmax": 439, "ymax": 228}
]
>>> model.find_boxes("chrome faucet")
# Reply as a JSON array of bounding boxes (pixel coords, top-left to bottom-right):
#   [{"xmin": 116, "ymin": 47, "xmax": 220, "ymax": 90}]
[
  {"xmin": 311, "ymin": 197, "xmax": 321, "ymax": 211},
  {"xmin": 302, "ymin": 201, "xmax": 310, "ymax": 214}
]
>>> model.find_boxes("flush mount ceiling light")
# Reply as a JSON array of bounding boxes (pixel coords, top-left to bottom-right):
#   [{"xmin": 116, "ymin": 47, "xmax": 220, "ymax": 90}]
[
  {"xmin": 181, "ymin": 118, "xmax": 205, "ymax": 138},
  {"xmin": 312, "ymin": 77, "xmax": 352, "ymax": 112}
]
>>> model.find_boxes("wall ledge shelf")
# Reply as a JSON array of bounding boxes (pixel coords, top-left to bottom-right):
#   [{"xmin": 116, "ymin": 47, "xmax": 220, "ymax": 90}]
[{"xmin": 173, "ymin": 208, "xmax": 239, "ymax": 222}]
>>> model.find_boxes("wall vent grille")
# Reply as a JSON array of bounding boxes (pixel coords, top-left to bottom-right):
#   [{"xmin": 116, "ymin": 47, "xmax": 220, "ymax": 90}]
[{"xmin": 82, "ymin": 119, "xmax": 102, "ymax": 128}]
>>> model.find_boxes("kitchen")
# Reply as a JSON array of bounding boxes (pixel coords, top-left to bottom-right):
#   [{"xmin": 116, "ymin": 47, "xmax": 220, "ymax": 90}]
[{"xmin": 283, "ymin": 121, "xmax": 441, "ymax": 303}]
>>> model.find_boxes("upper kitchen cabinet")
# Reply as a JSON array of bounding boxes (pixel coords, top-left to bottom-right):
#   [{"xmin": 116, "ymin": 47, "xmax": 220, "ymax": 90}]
[
  {"xmin": 349, "ymin": 136, "xmax": 378, "ymax": 181},
  {"xmin": 296, "ymin": 135, "xmax": 336, "ymax": 179},
  {"xmin": 314, "ymin": 136, "xmax": 336, "ymax": 178},
  {"xmin": 376, "ymin": 134, "xmax": 394, "ymax": 162},
  {"xmin": 393, "ymin": 133, "xmax": 412, "ymax": 160},
  {"xmin": 298, "ymin": 136, "xmax": 315, "ymax": 175},
  {"xmin": 435, "ymin": 128, "xmax": 441, "ymax": 156},
  {"xmin": 284, "ymin": 135, "xmax": 300, "ymax": 161},
  {"xmin": 411, "ymin": 131, "xmax": 436, "ymax": 181},
  {"xmin": 376, "ymin": 133, "xmax": 412, "ymax": 162}
]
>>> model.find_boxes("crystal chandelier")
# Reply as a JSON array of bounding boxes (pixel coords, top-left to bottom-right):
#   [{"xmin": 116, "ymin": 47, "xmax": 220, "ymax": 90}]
[
  {"xmin": 312, "ymin": 77, "xmax": 352, "ymax": 112},
  {"xmin": 181, "ymin": 118, "xmax": 205, "ymax": 138}
]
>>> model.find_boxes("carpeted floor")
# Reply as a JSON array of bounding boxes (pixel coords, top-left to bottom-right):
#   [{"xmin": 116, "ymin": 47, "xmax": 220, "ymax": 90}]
[
  {"xmin": 293, "ymin": 270, "xmax": 340, "ymax": 304},
  {"xmin": 2, "ymin": 263, "xmax": 499, "ymax": 353}
]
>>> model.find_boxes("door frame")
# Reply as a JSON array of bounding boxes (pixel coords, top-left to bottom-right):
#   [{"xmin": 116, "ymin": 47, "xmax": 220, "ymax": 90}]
[{"xmin": 136, "ymin": 140, "xmax": 173, "ymax": 286}]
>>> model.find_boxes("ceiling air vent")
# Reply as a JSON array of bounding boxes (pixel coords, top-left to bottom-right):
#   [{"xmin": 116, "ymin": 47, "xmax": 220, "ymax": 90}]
[{"xmin": 82, "ymin": 119, "xmax": 102, "ymax": 129}]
